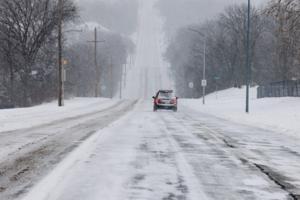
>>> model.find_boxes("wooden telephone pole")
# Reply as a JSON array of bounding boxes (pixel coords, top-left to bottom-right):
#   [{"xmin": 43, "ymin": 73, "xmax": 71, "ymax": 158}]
[
  {"xmin": 58, "ymin": 0, "xmax": 64, "ymax": 106},
  {"xmin": 87, "ymin": 28, "xmax": 105, "ymax": 97}
]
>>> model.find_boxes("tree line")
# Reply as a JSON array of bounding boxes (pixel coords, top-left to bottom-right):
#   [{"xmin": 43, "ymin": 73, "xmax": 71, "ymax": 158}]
[
  {"xmin": 0, "ymin": 0, "xmax": 136, "ymax": 107},
  {"xmin": 65, "ymin": 28, "xmax": 134, "ymax": 98},
  {"xmin": 164, "ymin": 0, "xmax": 300, "ymax": 98}
]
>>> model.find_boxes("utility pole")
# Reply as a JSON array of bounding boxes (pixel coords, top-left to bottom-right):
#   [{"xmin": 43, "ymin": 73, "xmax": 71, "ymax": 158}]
[
  {"xmin": 188, "ymin": 28, "xmax": 207, "ymax": 105},
  {"xmin": 87, "ymin": 28, "xmax": 105, "ymax": 97},
  {"xmin": 58, "ymin": 0, "xmax": 64, "ymax": 107},
  {"xmin": 246, "ymin": 0, "xmax": 251, "ymax": 113},
  {"xmin": 94, "ymin": 28, "xmax": 99, "ymax": 97}
]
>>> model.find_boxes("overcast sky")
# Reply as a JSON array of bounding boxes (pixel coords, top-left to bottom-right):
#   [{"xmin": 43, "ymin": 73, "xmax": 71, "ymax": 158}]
[
  {"xmin": 199, "ymin": 0, "xmax": 266, "ymax": 21},
  {"xmin": 77, "ymin": 0, "xmax": 267, "ymax": 11},
  {"xmin": 190, "ymin": 0, "xmax": 267, "ymax": 20},
  {"xmin": 76, "ymin": 0, "xmax": 267, "ymax": 18},
  {"xmin": 75, "ymin": 0, "xmax": 268, "ymax": 35}
]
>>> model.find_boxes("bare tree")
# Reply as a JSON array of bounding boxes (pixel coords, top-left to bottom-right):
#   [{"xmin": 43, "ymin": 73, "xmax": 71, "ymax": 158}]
[
  {"xmin": 65, "ymin": 29, "xmax": 135, "ymax": 98},
  {"xmin": 0, "ymin": 0, "xmax": 77, "ymax": 106},
  {"xmin": 165, "ymin": 4, "xmax": 266, "ymax": 98},
  {"xmin": 217, "ymin": 4, "xmax": 265, "ymax": 86},
  {"xmin": 266, "ymin": 0, "xmax": 300, "ymax": 80}
]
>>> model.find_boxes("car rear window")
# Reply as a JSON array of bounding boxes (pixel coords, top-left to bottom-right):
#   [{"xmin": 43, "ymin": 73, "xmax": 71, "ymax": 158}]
[{"xmin": 158, "ymin": 91, "xmax": 174, "ymax": 98}]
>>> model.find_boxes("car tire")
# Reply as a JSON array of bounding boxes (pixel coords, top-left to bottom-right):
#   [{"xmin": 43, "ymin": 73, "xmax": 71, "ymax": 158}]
[
  {"xmin": 173, "ymin": 107, "xmax": 177, "ymax": 112},
  {"xmin": 153, "ymin": 105, "xmax": 158, "ymax": 112}
]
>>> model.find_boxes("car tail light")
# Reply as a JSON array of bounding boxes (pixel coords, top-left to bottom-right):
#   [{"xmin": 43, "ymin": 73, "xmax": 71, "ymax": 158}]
[{"xmin": 171, "ymin": 99, "xmax": 177, "ymax": 104}]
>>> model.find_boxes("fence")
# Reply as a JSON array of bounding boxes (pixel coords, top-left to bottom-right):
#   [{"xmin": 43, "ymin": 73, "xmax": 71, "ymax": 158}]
[{"xmin": 257, "ymin": 80, "xmax": 300, "ymax": 98}]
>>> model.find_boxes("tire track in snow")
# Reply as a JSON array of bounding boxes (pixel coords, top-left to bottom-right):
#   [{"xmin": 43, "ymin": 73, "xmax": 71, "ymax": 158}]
[
  {"xmin": 0, "ymin": 100, "xmax": 137, "ymax": 200},
  {"xmin": 125, "ymin": 103, "xmax": 209, "ymax": 200},
  {"xmin": 159, "ymin": 111, "xmax": 290, "ymax": 200}
]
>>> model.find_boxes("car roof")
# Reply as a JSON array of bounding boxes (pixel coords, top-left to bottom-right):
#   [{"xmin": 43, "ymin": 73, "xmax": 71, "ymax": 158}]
[{"xmin": 158, "ymin": 90, "xmax": 173, "ymax": 93}]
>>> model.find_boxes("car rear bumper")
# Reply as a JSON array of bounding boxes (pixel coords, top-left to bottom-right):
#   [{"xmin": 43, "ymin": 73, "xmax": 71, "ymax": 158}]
[
  {"xmin": 156, "ymin": 104, "xmax": 177, "ymax": 109},
  {"xmin": 157, "ymin": 103, "xmax": 176, "ymax": 107}
]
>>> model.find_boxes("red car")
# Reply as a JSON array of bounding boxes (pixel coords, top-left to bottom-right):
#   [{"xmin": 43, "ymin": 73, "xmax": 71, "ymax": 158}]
[{"xmin": 153, "ymin": 90, "xmax": 178, "ymax": 112}]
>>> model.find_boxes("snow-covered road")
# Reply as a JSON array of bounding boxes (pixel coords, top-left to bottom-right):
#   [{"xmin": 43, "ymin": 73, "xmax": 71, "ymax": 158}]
[
  {"xmin": 0, "ymin": 100, "xmax": 136, "ymax": 200},
  {"xmin": 123, "ymin": 0, "xmax": 172, "ymax": 99},
  {"xmin": 23, "ymin": 102, "xmax": 300, "ymax": 200}
]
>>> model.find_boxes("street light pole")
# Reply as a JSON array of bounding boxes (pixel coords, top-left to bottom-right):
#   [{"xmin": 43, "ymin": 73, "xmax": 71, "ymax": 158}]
[
  {"xmin": 58, "ymin": 0, "xmax": 64, "ymax": 107},
  {"xmin": 246, "ymin": 0, "xmax": 251, "ymax": 113},
  {"xmin": 119, "ymin": 64, "xmax": 124, "ymax": 99},
  {"xmin": 188, "ymin": 28, "xmax": 206, "ymax": 105},
  {"xmin": 203, "ymin": 37, "xmax": 206, "ymax": 105}
]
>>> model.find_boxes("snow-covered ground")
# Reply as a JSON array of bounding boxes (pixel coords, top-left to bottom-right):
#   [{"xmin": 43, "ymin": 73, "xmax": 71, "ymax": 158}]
[
  {"xmin": 0, "ymin": 98, "xmax": 119, "ymax": 132},
  {"xmin": 182, "ymin": 87, "xmax": 300, "ymax": 137}
]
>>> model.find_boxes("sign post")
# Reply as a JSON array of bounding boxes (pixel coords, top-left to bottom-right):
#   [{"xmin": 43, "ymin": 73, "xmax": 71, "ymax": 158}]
[{"xmin": 202, "ymin": 79, "xmax": 207, "ymax": 105}]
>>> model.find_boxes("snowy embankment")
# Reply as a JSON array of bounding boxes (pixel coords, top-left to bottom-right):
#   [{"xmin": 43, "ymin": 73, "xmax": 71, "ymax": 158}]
[
  {"xmin": 182, "ymin": 87, "xmax": 300, "ymax": 136},
  {"xmin": 0, "ymin": 98, "xmax": 119, "ymax": 132}
]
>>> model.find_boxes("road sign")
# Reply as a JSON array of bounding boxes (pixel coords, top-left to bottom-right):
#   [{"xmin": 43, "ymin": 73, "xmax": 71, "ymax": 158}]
[
  {"xmin": 202, "ymin": 79, "xmax": 207, "ymax": 87},
  {"xmin": 188, "ymin": 82, "xmax": 194, "ymax": 89}
]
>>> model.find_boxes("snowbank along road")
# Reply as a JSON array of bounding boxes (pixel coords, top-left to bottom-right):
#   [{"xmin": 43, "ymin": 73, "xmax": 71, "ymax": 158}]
[{"xmin": 3, "ymin": 0, "xmax": 300, "ymax": 199}]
